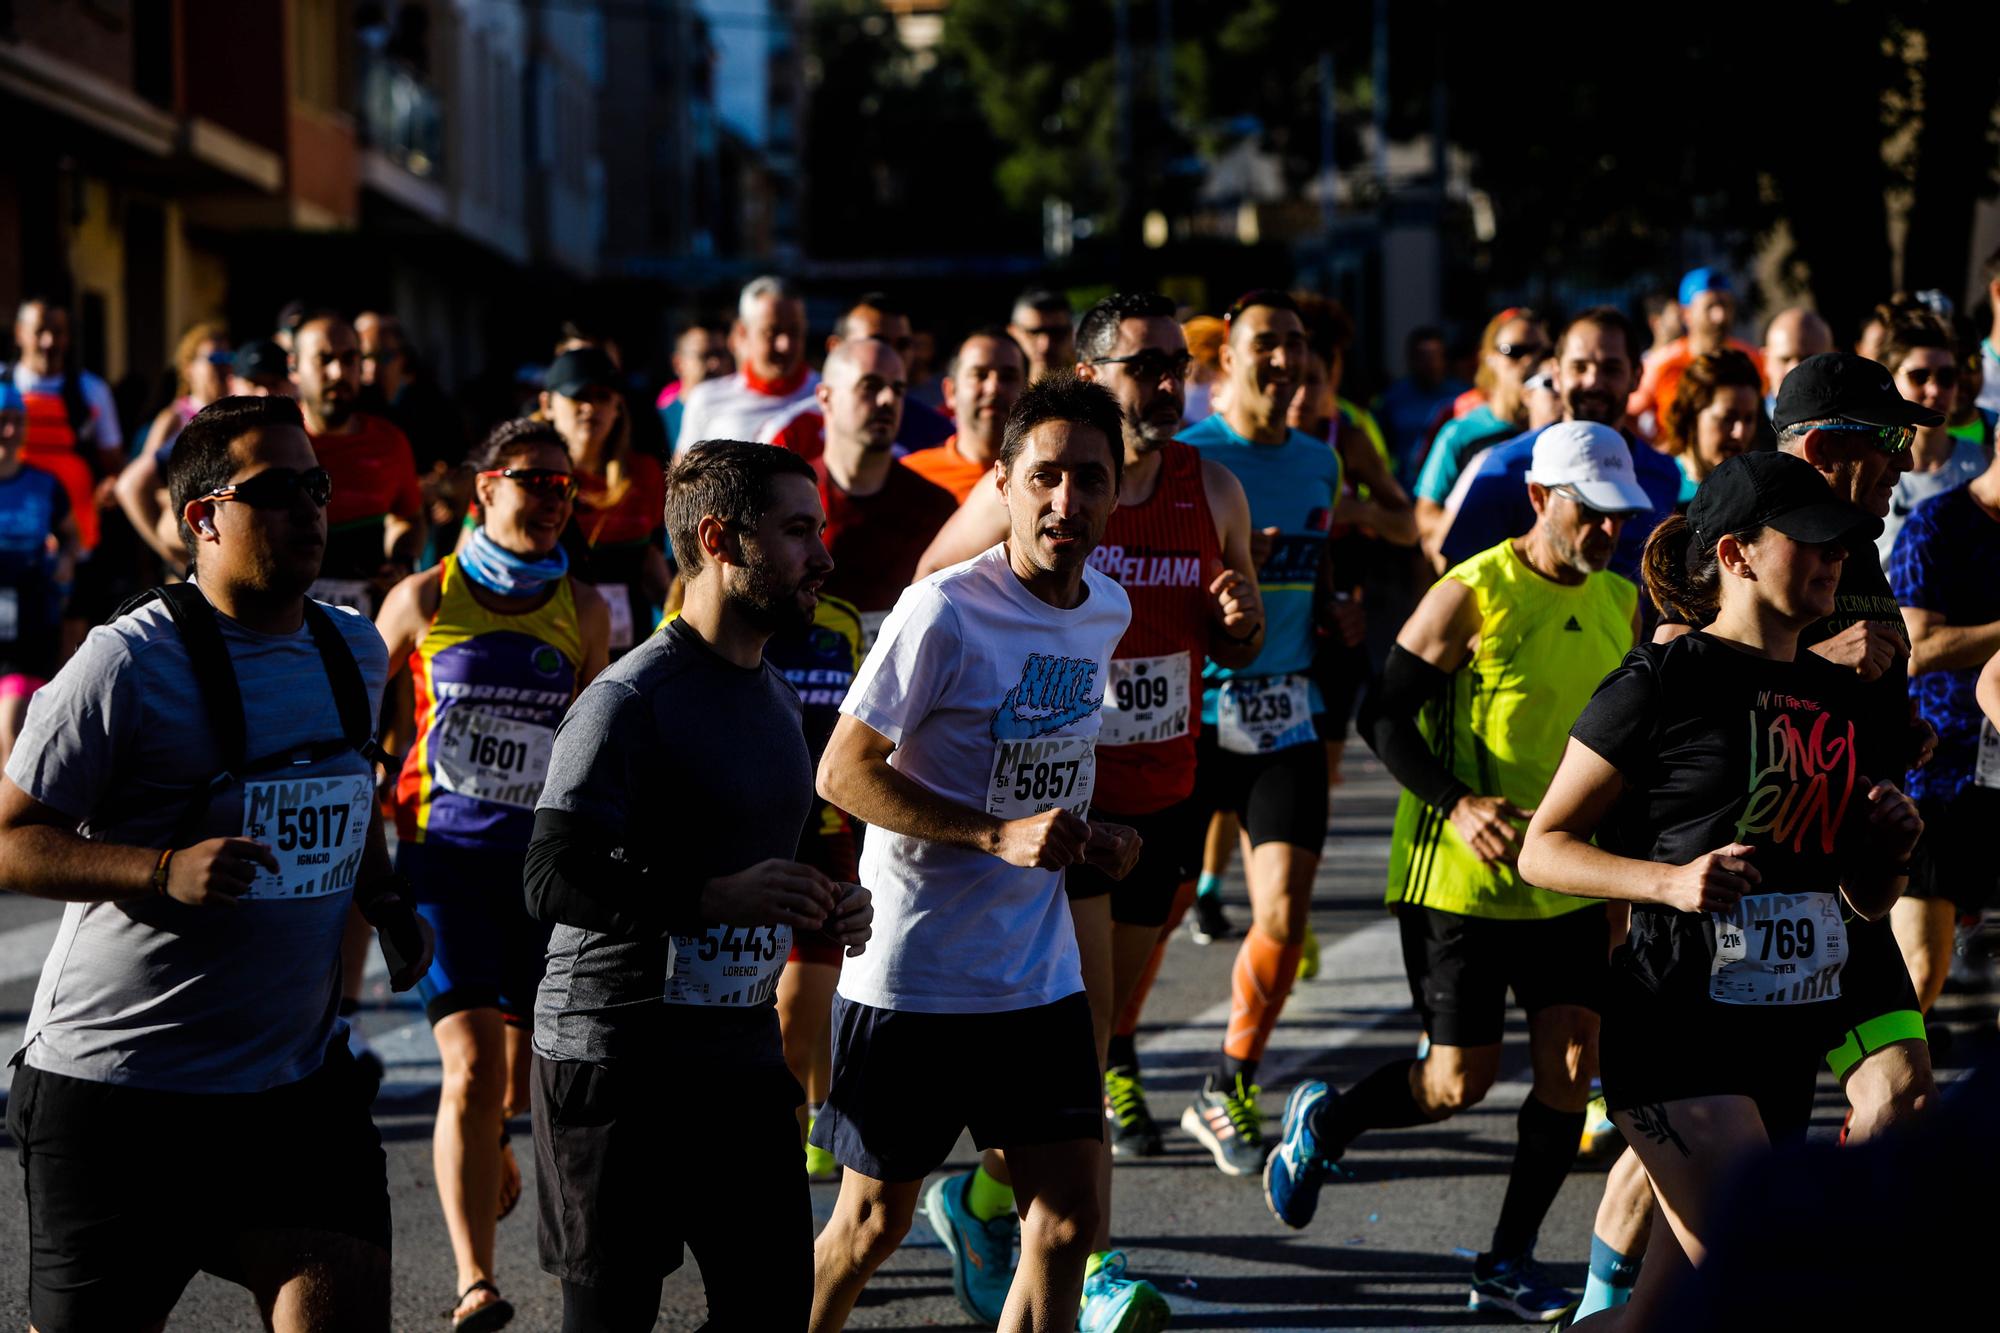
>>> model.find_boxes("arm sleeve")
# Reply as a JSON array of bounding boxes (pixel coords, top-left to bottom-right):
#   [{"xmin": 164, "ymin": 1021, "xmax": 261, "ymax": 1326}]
[
  {"xmin": 527, "ymin": 680, "xmax": 702, "ymax": 935},
  {"xmin": 1358, "ymin": 645, "xmax": 1472, "ymax": 814}
]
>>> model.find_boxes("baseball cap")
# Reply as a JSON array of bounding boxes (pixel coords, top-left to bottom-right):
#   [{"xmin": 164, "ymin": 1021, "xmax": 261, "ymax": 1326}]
[
  {"xmin": 1771, "ymin": 351, "xmax": 1945, "ymax": 433},
  {"xmin": 1525, "ymin": 422, "xmax": 1654, "ymax": 514},
  {"xmin": 544, "ymin": 347, "xmax": 621, "ymax": 398},
  {"xmin": 1678, "ymin": 267, "xmax": 1732, "ymax": 307},
  {"xmin": 1687, "ymin": 451, "xmax": 1881, "ymax": 554},
  {"xmin": 230, "ymin": 339, "xmax": 289, "ymax": 382}
]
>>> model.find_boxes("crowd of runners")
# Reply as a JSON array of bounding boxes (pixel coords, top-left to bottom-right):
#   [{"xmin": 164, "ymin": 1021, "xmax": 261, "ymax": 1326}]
[{"xmin": 1, "ymin": 260, "xmax": 1998, "ymax": 1332}]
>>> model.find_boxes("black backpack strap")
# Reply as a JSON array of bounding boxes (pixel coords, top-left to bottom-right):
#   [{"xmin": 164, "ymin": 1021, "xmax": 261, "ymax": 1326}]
[
  {"xmin": 301, "ymin": 599, "xmax": 392, "ymax": 768},
  {"xmin": 153, "ymin": 583, "xmax": 248, "ymax": 775}
]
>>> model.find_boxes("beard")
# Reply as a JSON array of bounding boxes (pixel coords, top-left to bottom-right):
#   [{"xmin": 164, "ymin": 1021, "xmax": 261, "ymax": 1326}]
[{"xmin": 733, "ymin": 547, "xmax": 816, "ymax": 635}]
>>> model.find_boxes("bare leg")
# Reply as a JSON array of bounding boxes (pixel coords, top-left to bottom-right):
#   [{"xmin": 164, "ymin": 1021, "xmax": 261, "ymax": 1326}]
[
  {"xmin": 809, "ymin": 1171, "xmax": 923, "ymax": 1333},
  {"xmin": 777, "ymin": 959, "xmax": 841, "ymax": 1140},
  {"xmin": 1595, "ymin": 1147, "xmax": 1655, "ymax": 1259},
  {"xmin": 1890, "ymin": 896, "xmax": 1957, "ymax": 1013},
  {"xmin": 996, "ymin": 1137, "xmax": 1104, "ymax": 1333},
  {"xmin": 239, "ymin": 1227, "xmax": 391, "ymax": 1333},
  {"xmin": 431, "ymin": 1008, "xmax": 509, "ymax": 1317}
]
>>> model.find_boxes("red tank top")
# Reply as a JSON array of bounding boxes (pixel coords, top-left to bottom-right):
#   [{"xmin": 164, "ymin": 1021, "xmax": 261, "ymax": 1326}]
[{"xmin": 1089, "ymin": 441, "xmax": 1222, "ymax": 814}]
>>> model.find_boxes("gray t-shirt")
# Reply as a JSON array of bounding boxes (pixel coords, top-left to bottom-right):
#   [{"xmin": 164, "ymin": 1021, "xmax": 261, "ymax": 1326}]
[
  {"xmin": 8, "ymin": 596, "xmax": 387, "ymax": 1093},
  {"xmin": 533, "ymin": 616, "xmax": 813, "ymax": 1073}
]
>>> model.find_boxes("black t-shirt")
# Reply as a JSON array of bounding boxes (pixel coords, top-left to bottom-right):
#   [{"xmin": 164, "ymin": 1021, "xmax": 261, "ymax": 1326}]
[{"xmin": 1570, "ymin": 632, "xmax": 1904, "ymax": 1005}]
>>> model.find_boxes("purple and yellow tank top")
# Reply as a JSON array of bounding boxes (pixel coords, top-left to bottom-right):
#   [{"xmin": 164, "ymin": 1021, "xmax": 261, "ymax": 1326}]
[{"xmin": 393, "ymin": 556, "xmax": 583, "ymax": 850}]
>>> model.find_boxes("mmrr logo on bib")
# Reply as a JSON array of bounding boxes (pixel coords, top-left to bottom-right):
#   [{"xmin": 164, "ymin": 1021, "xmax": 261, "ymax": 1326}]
[{"xmin": 992, "ymin": 653, "xmax": 1103, "ymax": 740}]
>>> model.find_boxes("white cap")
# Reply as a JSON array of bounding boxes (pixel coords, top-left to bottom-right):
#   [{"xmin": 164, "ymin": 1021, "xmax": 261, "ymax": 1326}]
[{"xmin": 1525, "ymin": 422, "xmax": 1652, "ymax": 514}]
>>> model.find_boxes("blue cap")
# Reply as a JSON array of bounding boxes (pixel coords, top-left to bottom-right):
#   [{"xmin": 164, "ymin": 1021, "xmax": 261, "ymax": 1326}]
[
  {"xmin": 0, "ymin": 382, "xmax": 23, "ymax": 415},
  {"xmin": 1679, "ymin": 267, "xmax": 1731, "ymax": 307}
]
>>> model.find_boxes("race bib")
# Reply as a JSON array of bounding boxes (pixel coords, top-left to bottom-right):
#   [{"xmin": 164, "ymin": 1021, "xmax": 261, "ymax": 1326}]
[
  {"xmin": 664, "ymin": 924, "xmax": 790, "ymax": 1006},
  {"xmin": 1100, "ymin": 653, "xmax": 1192, "ymax": 748},
  {"xmin": 239, "ymin": 773, "xmax": 374, "ymax": 901},
  {"xmin": 309, "ymin": 578, "xmax": 374, "ymax": 613},
  {"xmin": 1709, "ymin": 891, "xmax": 1846, "ymax": 1005},
  {"xmin": 1216, "ymin": 674, "xmax": 1315, "ymax": 755},
  {"xmin": 432, "ymin": 708, "xmax": 555, "ymax": 810},
  {"xmin": 593, "ymin": 583, "xmax": 635, "ymax": 650},
  {"xmin": 986, "ymin": 735, "xmax": 1096, "ymax": 820},
  {"xmin": 1976, "ymin": 719, "xmax": 2000, "ymax": 789},
  {"xmin": 0, "ymin": 587, "xmax": 18, "ymax": 643}
]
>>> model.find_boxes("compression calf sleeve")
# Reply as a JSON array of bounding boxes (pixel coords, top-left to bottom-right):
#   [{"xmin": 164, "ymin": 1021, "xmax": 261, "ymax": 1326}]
[
  {"xmin": 1310, "ymin": 1058, "xmax": 1430, "ymax": 1157},
  {"xmin": 1223, "ymin": 927, "xmax": 1304, "ymax": 1069},
  {"xmin": 1489, "ymin": 1095, "xmax": 1586, "ymax": 1260},
  {"xmin": 1574, "ymin": 1233, "xmax": 1641, "ymax": 1318}
]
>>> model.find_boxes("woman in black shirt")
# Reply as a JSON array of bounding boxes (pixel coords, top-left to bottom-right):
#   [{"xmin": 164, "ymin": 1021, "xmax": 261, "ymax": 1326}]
[{"xmin": 1519, "ymin": 452, "xmax": 1921, "ymax": 1325}]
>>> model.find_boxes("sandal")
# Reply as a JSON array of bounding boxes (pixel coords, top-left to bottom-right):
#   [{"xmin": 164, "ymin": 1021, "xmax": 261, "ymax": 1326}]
[
  {"xmin": 447, "ymin": 1279, "xmax": 515, "ymax": 1332},
  {"xmin": 497, "ymin": 1130, "xmax": 523, "ymax": 1221}
]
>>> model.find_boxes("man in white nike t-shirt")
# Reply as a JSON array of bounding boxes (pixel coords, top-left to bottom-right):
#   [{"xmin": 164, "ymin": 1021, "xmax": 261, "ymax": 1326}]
[{"xmin": 810, "ymin": 372, "xmax": 1140, "ymax": 1333}]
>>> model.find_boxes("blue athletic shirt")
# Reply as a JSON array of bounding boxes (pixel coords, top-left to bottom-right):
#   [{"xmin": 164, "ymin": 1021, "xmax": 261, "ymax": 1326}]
[
  {"xmin": 1436, "ymin": 425, "xmax": 1680, "ymax": 581},
  {"xmin": 1178, "ymin": 413, "xmax": 1342, "ymax": 722},
  {"xmin": 1888, "ymin": 486, "xmax": 2000, "ymax": 803},
  {"xmin": 1414, "ymin": 403, "xmax": 1513, "ymax": 504}
]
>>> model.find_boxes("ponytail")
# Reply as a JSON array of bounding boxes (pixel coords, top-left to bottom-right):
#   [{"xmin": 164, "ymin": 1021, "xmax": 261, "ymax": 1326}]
[{"xmin": 1641, "ymin": 513, "xmax": 1721, "ymax": 626}]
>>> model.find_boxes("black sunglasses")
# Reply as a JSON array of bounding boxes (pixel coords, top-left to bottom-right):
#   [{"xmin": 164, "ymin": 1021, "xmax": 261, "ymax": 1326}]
[
  {"xmin": 480, "ymin": 467, "xmax": 580, "ymax": 501},
  {"xmin": 1496, "ymin": 340, "xmax": 1550, "ymax": 361},
  {"xmin": 1089, "ymin": 351, "xmax": 1194, "ymax": 382},
  {"xmin": 201, "ymin": 466, "xmax": 332, "ymax": 510}
]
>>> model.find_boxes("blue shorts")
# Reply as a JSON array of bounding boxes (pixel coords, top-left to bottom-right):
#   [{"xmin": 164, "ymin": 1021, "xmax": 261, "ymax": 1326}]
[{"xmin": 397, "ymin": 839, "xmax": 552, "ymax": 1027}]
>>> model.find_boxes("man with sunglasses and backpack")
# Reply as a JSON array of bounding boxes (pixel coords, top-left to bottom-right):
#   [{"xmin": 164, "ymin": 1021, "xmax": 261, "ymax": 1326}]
[{"xmin": 1, "ymin": 394, "xmax": 431, "ymax": 1333}]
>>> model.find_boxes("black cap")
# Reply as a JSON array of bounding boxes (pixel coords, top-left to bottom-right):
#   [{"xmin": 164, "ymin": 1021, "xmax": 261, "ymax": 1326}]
[
  {"xmin": 230, "ymin": 339, "xmax": 289, "ymax": 382},
  {"xmin": 1772, "ymin": 351, "xmax": 1945, "ymax": 432},
  {"xmin": 543, "ymin": 347, "xmax": 621, "ymax": 398},
  {"xmin": 1688, "ymin": 452, "xmax": 1883, "ymax": 553}
]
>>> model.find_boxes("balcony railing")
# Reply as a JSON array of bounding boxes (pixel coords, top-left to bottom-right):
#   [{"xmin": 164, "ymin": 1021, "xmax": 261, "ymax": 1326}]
[{"xmin": 358, "ymin": 51, "xmax": 444, "ymax": 179}]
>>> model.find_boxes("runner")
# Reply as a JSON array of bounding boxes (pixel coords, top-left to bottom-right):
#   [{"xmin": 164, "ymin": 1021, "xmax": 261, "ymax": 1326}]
[
  {"xmin": 809, "ymin": 373, "xmax": 1139, "ymax": 1332},
  {"xmin": 1175, "ymin": 290, "xmax": 1408, "ymax": 1176},
  {"xmin": 1264, "ymin": 421, "xmax": 1649, "ymax": 1321},
  {"xmin": 656, "ymin": 323, "xmax": 733, "ymax": 451},
  {"xmin": 1877, "ymin": 316, "xmax": 1982, "ymax": 564},
  {"xmin": 2, "ymin": 393, "xmax": 430, "ymax": 1333},
  {"xmin": 910, "ymin": 293, "xmax": 1265, "ymax": 1327},
  {"xmin": 1008, "ymin": 286, "xmax": 1077, "ymax": 382},
  {"xmin": 1890, "ymin": 415, "xmax": 2000, "ymax": 1014},
  {"xmin": 527, "ymin": 439, "xmax": 870, "ymax": 1332},
  {"xmin": 376, "ymin": 418, "xmax": 611, "ymax": 1332},
  {"xmin": 1759, "ymin": 307, "xmax": 1834, "ymax": 415},
  {"xmin": 1626, "ymin": 268, "xmax": 1766, "ymax": 443},
  {"xmin": 1659, "ymin": 349, "xmax": 1763, "ymax": 506},
  {"xmin": 0, "ymin": 380, "xmax": 78, "ymax": 763},
  {"xmin": 673, "ymin": 275, "xmax": 820, "ymax": 451},
  {"xmin": 291, "ymin": 312, "xmax": 426, "ymax": 616},
  {"xmin": 903, "ymin": 327, "xmax": 1029, "ymax": 502},
  {"xmin": 1518, "ymin": 450, "xmax": 1922, "ymax": 1324},
  {"xmin": 544, "ymin": 346, "xmax": 669, "ymax": 659},
  {"xmin": 1414, "ymin": 309, "xmax": 1548, "ymax": 557},
  {"xmin": 7, "ymin": 296, "xmax": 122, "ymax": 553},
  {"xmin": 823, "ymin": 292, "xmax": 955, "ymax": 450}
]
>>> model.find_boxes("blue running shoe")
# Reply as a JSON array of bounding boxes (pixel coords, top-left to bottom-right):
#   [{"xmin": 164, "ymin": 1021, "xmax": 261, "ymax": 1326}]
[
  {"xmin": 1263, "ymin": 1081, "xmax": 1347, "ymax": 1229},
  {"xmin": 923, "ymin": 1171, "xmax": 1016, "ymax": 1327},
  {"xmin": 1077, "ymin": 1252, "xmax": 1170, "ymax": 1333},
  {"xmin": 1467, "ymin": 1253, "xmax": 1578, "ymax": 1323}
]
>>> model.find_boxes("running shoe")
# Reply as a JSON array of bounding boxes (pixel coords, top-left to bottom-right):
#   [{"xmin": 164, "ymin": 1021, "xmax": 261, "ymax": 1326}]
[
  {"xmin": 1189, "ymin": 893, "xmax": 1233, "ymax": 945},
  {"xmin": 1105, "ymin": 1066, "xmax": 1165, "ymax": 1159},
  {"xmin": 1180, "ymin": 1074, "xmax": 1265, "ymax": 1176},
  {"xmin": 1297, "ymin": 925, "xmax": 1320, "ymax": 980},
  {"xmin": 1263, "ymin": 1080, "xmax": 1349, "ymax": 1228},
  {"xmin": 1578, "ymin": 1092, "xmax": 1618, "ymax": 1158},
  {"xmin": 1467, "ymin": 1253, "xmax": 1578, "ymax": 1322},
  {"xmin": 1077, "ymin": 1251, "xmax": 1171, "ymax": 1333},
  {"xmin": 923, "ymin": 1171, "xmax": 1016, "ymax": 1326}
]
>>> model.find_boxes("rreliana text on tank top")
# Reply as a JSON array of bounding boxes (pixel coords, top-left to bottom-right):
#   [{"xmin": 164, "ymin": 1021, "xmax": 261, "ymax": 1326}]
[
  {"xmin": 1088, "ymin": 544, "xmax": 1203, "ymax": 588},
  {"xmin": 1737, "ymin": 690, "xmax": 1858, "ymax": 854}
]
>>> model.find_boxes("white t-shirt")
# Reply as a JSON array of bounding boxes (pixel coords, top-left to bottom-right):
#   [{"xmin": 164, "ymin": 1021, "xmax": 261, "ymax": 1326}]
[
  {"xmin": 837, "ymin": 543, "xmax": 1131, "ymax": 1014},
  {"xmin": 673, "ymin": 369, "xmax": 819, "ymax": 454}
]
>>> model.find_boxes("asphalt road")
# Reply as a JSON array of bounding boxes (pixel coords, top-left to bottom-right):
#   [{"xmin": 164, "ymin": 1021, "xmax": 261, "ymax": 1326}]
[{"xmin": 1, "ymin": 753, "xmax": 1994, "ymax": 1331}]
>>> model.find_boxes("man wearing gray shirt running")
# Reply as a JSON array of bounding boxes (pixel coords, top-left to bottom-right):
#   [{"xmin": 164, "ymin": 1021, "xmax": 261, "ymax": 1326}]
[
  {"xmin": 0, "ymin": 395, "xmax": 429, "ymax": 1333},
  {"xmin": 526, "ymin": 439, "xmax": 872, "ymax": 1333}
]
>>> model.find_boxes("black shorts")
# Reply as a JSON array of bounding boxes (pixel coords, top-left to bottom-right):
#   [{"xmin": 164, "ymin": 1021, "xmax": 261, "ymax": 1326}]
[
  {"xmin": 1597, "ymin": 969, "xmax": 1834, "ymax": 1144},
  {"xmin": 401, "ymin": 839, "xmax": 553, "ymax": 1028},
  {"xmin": 811, "ymin": 991, "xmax": 1102, "ymax": 1182},
  {"xmin": 1906, "ymin": 788, "xmax": 2000, "ymax": 915},
  {"xmin": 1194, "ymin": 731, "xmax": 1329, "ymax": 852},
  {"xmin": 1396, "ymin": 902, "xmax": 1609, "ymax": 1048},
  {"xmin": 531, "ymin": 1043, "xmax": 811, "ymax": 1313},
  {"xmin": 1823, "ymin": 912, "xmax": 1926, "ymax": 1080},
  {"xmin": 7, "ymin": 1039, "xmax": 389, "ymax": 1333},
  {"xmin": 1065, "ymin": 795, "xmax": 1205, "ymax": 927}
]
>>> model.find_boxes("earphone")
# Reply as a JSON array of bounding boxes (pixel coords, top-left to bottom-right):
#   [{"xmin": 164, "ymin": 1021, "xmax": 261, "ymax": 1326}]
[{"xmin": 197, "ymin": 519, "xmax": 217, "ymax": 537}]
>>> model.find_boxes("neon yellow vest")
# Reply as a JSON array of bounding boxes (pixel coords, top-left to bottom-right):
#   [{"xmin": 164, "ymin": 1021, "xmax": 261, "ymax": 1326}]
[{"xmin": 1386, "ymin": 539, "xmax": 1636, "ymax": 920}]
